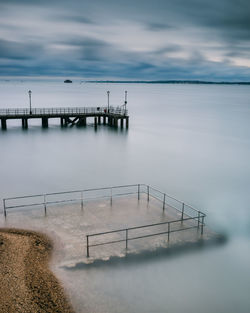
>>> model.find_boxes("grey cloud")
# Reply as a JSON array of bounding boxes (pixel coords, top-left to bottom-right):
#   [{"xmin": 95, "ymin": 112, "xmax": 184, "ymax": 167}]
[
  {"xmin": 0, "ymin": 39, "xmax": 43, "ymax": 60},
  {"xmin": 55, "ymin": 14, "xmax": 94, "ymax": 24},
  {"xmin": 0, "ymin": 0, "xmax": 250, "ymax": 79},
  {"xmin": 145, "ymin": 22, "xmax": 174, "ymax": 31},
  {"xmin": 153, "ymin": 45, "xmax": 183, "ymax": 55}
]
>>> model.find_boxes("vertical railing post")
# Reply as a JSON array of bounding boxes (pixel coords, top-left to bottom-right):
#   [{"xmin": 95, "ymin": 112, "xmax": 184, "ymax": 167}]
[
  {"xmin": 138, "ymin": 184, "xmax": 140, "ymax": 200},
  {"xmin": 86, "ymin": 235, "xmax": 89, "ymax": 257},
  {"xmin": 181, "ymin": 203, "xmax": 184, "ymax": 221},
  {"xmin": 163, "ymin": 194, "xmax": 166, "ymax": 211},
  {"xmin": 110, "ymin": 188, "xmax": 112, "ymax": 205},
  {"xmin": 201, "ymin": 216, "xmax": 204, "ymax": 235},
  {"xmin": 44, "ymin": 194, "xmax": 47, "ymax": 216},
  {"xmin": 197, "ymin": 211, "xmax": 200, "ymax": 229},
  {"xmin": 147, "ymin": 185, "xmax": 149, "ymax": 202},
  {"xmin": 81, "ymin": 191, "xmax": 83, "ymax": 209},
  {"xmin": 168, "ymin": 222, "xmax": 170, "ymax": 241},
  {"xmin": 126, "ymin": 229, "xmax": 128, "ymax": 249},
  {"xmin": 3, "ymin": 199, "xmax": 6, "ymax": 218}
]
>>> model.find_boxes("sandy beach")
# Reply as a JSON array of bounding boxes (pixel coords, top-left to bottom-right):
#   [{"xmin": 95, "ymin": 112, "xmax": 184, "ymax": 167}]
[{"xmin": 0, "ymin": 228, "xmax": 75, "ymax": 313}]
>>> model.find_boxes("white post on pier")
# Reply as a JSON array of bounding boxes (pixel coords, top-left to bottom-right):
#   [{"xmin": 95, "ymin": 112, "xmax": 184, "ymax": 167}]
[
  {"xmin": 107, "ymin": 91, "xmax": 110, "ymax": 113},
  {"xmin": 124, "ymin": 90, "xmax": 127, "ymax": 114},
  {"xmin": 28, "ymin": 90, "xmax": 32, "ymax": 114}
]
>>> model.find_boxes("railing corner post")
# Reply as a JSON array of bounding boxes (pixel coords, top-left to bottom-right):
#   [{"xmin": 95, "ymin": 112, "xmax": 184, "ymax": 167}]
[
  {"xmin": 147, "ymin": 185, "xmax": 149, "ymax": 202},
  {"xmin": 138, "ymin": 184, "xmax": 140, "ymax": 200}
]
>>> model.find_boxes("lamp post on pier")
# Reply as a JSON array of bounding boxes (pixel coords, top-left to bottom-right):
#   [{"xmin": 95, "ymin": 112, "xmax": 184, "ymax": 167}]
[
  {"xmin": 124, "ymin": 90, "xmax": 127, "ymax": 115},
  {"xmin": 107, "ymin": 91, "xmax": 110, "ymax": 113},
  {"xmin": 28, "ymin": 90, "xmax": 32, "ymax": 114}
]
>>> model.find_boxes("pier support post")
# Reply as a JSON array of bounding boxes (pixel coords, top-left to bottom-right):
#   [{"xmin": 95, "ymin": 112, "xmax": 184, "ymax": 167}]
[
  {"xmin": 60, "ymin": 118, "xmax": 64, "ymax": 127},
  {"xmin": 42, "ymin": 117, "xmax": 48, "ymax": 128},
  {"xmin": 120, "ymin": 118, "xmax": 124, "ymax": 129},
  {"xmin": 114, "ymin": 118, "xmax": 118, "ymax": 128},
  {"xmin": 1, "ymin": 118, "xmax": 7, "ymax": 130},
  {"xmin": 103, "ymin": 116, "xmax": 106, "ymax": 125},
  {"xmin": 78, "ymin": 117, "xmax": 86, "ymax": 126},
  {"xmin": 22, "ymin": 118, "xmax": 28, "ymax": 129},
  {"xmin": 98, "ymin": 116, "xmax": 101, "ymax": 125},
  {"xmin": 94, "ymin": 117, "xmax": 97, "ymax": 128},
  {"xmin": 126, "ymin": 117, "xmax": 129, "ymax": 128}
]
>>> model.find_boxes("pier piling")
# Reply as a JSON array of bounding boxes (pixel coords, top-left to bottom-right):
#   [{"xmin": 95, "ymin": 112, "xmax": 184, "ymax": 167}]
[
  {"xmin": 126, "ymin": 117, "xmax": 129, "ymax": 128},
  {"xmin": 42, "ymin": 117, "xmax": 48, "ymax": 128},
  {"xmin": 1, "ymin": 118, "xmax": 7, "ymax": 130}
]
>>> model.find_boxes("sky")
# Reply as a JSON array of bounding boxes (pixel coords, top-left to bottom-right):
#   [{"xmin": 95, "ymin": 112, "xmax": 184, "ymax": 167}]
[{"xmin": 0, "ymin": 0, "xmax": 250, "ymax": 80}]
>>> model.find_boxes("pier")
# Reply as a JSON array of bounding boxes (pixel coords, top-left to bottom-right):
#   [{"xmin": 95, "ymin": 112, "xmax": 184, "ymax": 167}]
[{"xmin": 0, "ymin": 106, "xmax": 129, "ymax": 130}]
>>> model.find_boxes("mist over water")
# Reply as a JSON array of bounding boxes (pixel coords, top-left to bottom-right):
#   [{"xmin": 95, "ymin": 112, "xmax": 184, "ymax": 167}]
[{"xmin": 1, "ymin": 80, "xmax": 250, "ymax": 313}]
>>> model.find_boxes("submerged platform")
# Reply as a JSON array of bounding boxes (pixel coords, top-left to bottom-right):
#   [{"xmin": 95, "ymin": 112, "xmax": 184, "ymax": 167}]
[{"xmin": 1, "ymin": 184, "xmax": 219, "ymax": 267}]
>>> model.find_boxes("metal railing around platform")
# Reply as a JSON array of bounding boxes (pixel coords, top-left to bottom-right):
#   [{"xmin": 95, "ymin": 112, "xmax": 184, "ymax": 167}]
[
  {"xmin": 86, "ymin": 215, "xmax": 204, "ymax": 258},
  {"xmin": 0, "ymin": 106, "xmax": 128, "ymax": 117},
  {"xmin": 2, "ymin": 184, "xmax": 206, "ymax": 257},
  {"xmin": 3, "ymin": 183, "xmax": 205, "ymax": 220}
]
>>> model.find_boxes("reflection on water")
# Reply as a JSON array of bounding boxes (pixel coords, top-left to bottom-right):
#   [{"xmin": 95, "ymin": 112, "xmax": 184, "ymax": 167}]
[{"xmin": 1, "ymin": 81, "xmax": 250, "ymax": 313}]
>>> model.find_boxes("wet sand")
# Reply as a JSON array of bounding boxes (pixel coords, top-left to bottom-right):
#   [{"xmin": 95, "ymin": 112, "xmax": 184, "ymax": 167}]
[{"xmin": 0, "ymin": 228, "xmax": 75, "ymax": 313}]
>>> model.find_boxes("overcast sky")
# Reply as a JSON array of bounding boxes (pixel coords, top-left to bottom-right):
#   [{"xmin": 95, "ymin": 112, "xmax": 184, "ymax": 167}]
[{"xmin": 0, "ymin": 0, "xmax": 250, "ymax": 80}]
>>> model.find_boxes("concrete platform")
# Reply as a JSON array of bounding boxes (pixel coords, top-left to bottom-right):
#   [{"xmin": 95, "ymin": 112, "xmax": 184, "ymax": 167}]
[{"xmin": 0, "ymin": 193, "xmax": 216, "ymax": 267}]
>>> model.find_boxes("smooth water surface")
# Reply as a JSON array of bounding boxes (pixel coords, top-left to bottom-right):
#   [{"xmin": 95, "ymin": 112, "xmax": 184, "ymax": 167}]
[{"xmin": 0, "ymin": 80, "xmax": 250, "ymax": 313}]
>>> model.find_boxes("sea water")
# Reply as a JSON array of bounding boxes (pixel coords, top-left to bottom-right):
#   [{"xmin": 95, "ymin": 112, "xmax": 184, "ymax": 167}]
[{"xmin": 0, "ymin": 80, "xmax": 250, "ymax": 313}]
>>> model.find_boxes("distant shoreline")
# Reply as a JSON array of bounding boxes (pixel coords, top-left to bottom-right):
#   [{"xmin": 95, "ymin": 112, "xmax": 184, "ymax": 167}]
[{"xmin": 85, "ymin": 80, "xmax": 250, "ymax": 85}]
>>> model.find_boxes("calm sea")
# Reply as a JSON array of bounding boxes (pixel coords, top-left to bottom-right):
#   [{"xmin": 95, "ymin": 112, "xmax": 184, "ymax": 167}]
[{"xmin": 0, "ymin": 80, "xmax": 250, "ymax": 313}]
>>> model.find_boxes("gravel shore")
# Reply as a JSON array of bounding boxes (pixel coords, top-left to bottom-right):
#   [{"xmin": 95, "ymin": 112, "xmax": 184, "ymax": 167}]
[{"xmin": 0, "ymin": 228, "xmax": 75, "ymax": 313}]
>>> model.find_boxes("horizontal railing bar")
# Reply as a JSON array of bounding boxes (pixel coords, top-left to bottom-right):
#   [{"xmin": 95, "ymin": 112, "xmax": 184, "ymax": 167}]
[
  {"xmin": 149, "ymin": 186, "xmax": 183, "ymax": 204},
  {"xmin": 88, "ymin": 216, "xmax": 199, "ymax": 237},
  {"xmin": 126, "ymin": 226, "xmax": 198, "ymax": 241},
  {"xmin": 88, "ymin": 226, "xmax": 199, "ymax": 248},
  {"xmin": 88, "ymin": 238, "xmax": 126, "ymax": 248},
  {"xmin": 5, "ymin": 202, "xmax": 45, "ymax": 209},
  {"xmin": 4, "ymin": 184, "xmax": 139, "ymax": 201},
  {"xmin": 147, "ymin": 186, "xmax": 202, "ymax": 214},
  {"xmin": 148, "ymin": 193, "xmax": 205, "ymax": 217},
  {"xmin": 4, "ymin": 194, "xmax": 45, "ymax": 200},
  {"xmin": 4, "ymin": 193, "xmax": 139, "ymax": 211}
]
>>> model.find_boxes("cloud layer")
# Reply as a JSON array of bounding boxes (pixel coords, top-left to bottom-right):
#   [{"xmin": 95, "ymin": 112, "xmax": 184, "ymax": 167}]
[{"xmin": 0, "ymin": 0, "xmax": 250, "ymax": 80}]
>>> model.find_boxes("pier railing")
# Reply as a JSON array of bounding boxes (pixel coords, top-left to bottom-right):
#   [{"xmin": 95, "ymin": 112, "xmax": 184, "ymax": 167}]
[{"xmin": 0, "ymin": 106, "xmax": 128, "ymax": 117}]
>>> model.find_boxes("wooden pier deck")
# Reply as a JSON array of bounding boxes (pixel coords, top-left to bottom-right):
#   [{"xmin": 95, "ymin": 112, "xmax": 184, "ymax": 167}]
[{"xmin": 0, "ymin": 106, "xmax": 129, "ymax": 130}]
